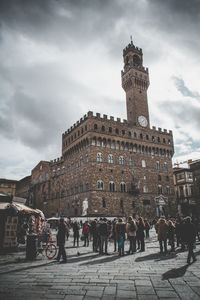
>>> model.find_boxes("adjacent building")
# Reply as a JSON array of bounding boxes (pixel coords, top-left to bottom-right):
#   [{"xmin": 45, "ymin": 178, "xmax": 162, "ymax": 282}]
[
  {"xmin": 173, "ymin": 159, "xmax": 200, "ymax": 217},
  {"xmin": 30, "ymin": 41, "xmax": 175, "ymax": 218}
]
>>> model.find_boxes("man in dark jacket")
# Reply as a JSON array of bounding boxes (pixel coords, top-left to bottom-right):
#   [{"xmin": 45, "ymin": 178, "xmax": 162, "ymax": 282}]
[
  {"xmin": 56, "ymin": 218, "xmax": 67, "ymax": 263},
  {"xmin": 99, "ymin": 218, "xmax": 109, "ymax": 255},
  {"xmin": 182, "ymin": 216, "xmax": 197, "ymax": 264}
]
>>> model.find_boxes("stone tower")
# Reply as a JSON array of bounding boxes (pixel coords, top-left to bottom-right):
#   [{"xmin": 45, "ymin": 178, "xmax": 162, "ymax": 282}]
[{"xmin": 121, "ymin": 41, "xmax": 150, "ymax": 128}]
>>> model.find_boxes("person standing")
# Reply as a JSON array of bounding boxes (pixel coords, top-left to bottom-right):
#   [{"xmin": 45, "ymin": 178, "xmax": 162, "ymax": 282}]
[
  {"xmin": 99, "ymin": 218, "xmax": 109, "ymax": 255},
  {"xmin": 167, "ymin": 220, "xmax": 175, "ymax": 252},
  {"xmin": 155, "ymin": 218, "xmax": 169, "ymax": 255},
  {"xmin": 182, "ymin": 216, "xmax": 197, "ymax": 264},
  {"xmin": 82, "ymin": 221, "xmax": 89, "ymax": 247},
  {"xmin": 137, "ymin": 217, "xmax": 145, "ymax": 252},
  {"xmin": 56, "ymin": 218, "xmax": 67, "ymax": 263},
  {"xmin": 115, "ymin": 218, "xmax": 126, "ymax": 256},
  {"xmin": 144, "ymin": 219, "xmax": 151, "ymax": 238},
  {"xmin": 126, "ymin": 216, "xmax": 137, "ymax": 254},
  {"xmin": 72, "ymin": 221, "xmax": 80, "ymax": 247}
]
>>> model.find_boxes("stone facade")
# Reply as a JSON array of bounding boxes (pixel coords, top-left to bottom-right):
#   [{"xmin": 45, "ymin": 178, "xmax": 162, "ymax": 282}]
[{"xmin": 30, "ymin": 41, "xmax": 175, "ymax": 219}]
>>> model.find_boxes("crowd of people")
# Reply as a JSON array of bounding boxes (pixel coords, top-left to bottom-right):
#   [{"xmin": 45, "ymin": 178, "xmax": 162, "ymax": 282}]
[{"xmin": 54, "ymin": 214, "xmax": 199, "ymax": 264}]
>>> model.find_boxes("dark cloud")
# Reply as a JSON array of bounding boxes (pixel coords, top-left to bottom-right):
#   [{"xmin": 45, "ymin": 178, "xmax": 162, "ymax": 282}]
[{"xmin": 172, "ymin": 76, "xmax": 200, "ymax": 100}]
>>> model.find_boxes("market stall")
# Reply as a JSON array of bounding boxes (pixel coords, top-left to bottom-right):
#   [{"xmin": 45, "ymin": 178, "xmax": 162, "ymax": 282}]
[{"xmin": 0, "ymin": 195, "xmax": 44, "ymax": 251}]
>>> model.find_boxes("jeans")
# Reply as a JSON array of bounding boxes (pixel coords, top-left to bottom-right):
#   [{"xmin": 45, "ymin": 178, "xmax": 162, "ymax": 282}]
[
  {"xmin": 159, "ymin": 239, "xmax": 167, "ymax": 253},
  {"xmin": 100, "ymin": 235, "xmax": 108, "ymax": 254}
]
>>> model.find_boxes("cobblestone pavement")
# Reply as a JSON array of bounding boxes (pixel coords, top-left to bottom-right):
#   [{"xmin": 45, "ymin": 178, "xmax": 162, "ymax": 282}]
[{"xmin": 0, "ymin": 229, "xmax": 200, "ymax": 300}]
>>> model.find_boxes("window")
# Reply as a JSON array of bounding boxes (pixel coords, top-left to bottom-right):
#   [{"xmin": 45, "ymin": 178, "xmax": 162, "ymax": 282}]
[
  {"xmin": 101, "ymin": 125, "xmax": 105, "ymax": 132},
  {"xmin": 38, "ymin": 175, "xmax": 42, "ymax": 183},
  {"xmin": 164, "ymin": 162, "xmax": 168, "ymax": 170},
  {"xmin": 45, "ymin": 173, "xmax": 48, "ymax": 181},
  {"xmin": 122, "ymin": 130, "xmax": 125, "ymax": 135},
  {"xmin": 166, "ymin": 186, "xmax": 171, "ymax": 195},
  {"xmin": 163, "ymin": 138, "xmax": 166, "ymax": 143},
  {"xmin": 97, "ymin": 180, "xmax": 104, "ymax": 190},
  {"xmin": 119, "ymin": 156, "xmax": 125, "ymax": 165},
  {"xmin": 109, "ymin": 181, "xmax": 115, "ymax": 192},
  {"xmin": 57, "ymin": 168, "xmax": 60, "ymax": 175},
  {"xmin": 102, "ymin": 197, "xmax": 106, "ymax": 208},
  {"xmin": 97, "ymin": 152, "xmax": 103, "ymax": 162},
  {"xmin": 75, "ymin": 161, "xmax": 79, "ymax": 168},
  {"xmin": 85, "ymin": 183, "xmax": 89, "ymax": 191},
  {"xmin": 158, "ymin": 174, "xmax": 162, "ymax": 181},
  {"xmin": 143, "ymin": 199, "xmax": 150, "ymax": 205},
  {"xmin": 108, "ymin": 154, "xmax": 114, "ymax": 164},
  {"xmin": 140, "ymin": 133, "xmax": 143, "ymax": 139},
  {"xmin": 142, "ymin": 160, "xmax": 146, "ymax": 168},
  {"xmin": 129, "ymin": 157, "xmax": 133, "ymax": 167},
  {"xmin": 143, "ymin": 185, "xmax": 148, "ymax": 193},
  {"xmin": 128, "ymin": 131, "xmax": 131, "ymax": 137},
  {"xmin": 80, "ymin": 184, "xmax": 83, "ymax": 193},
  {"xmin": 94, "ymin": 124, "xmax": 98, "ymax": 130},
  {"xmin": 80, "ymin": 157, "xmax": 83, "ymax": 166},
  {"xmin": 116, "ymin": 128, "xmax": 119, "ymax": 134},
  {"xmin": 134, "ymin": 132, "xmax": 137, "ymax": 138},
  {"xmin": 62, "ymin": 166, "xmax": 65, "ymax": 174},
  {"xmin": 61, "ymin": 190, "xmax": 65, "ymax": 197},
  {"xmin": 158, "ymin": 185, "xmax": 163, "ymax": 194},
  {"xmin": 152, "ymin": 136, "xmax": 155, "ymax": 142},
  {"xmin": 85, "ymin": 154, "xmax": 88, "ymax": 163},
  {"xmin": 166, "ymin": 175, "xmax": 169, "ymax": 181},
  {"xmin": 158, "ymin": 137, "xmax": 160, "ymax": 142},
  {"xmin": 156, "ymin": 161, "xmax": 160, "ymax": 170},
  {"xmin": 120, "ymin": 182, "xmax": 126, "ymax": 192},
  {"xmin": 146, "ymin": 134, "xmax": 149, "ymax": 140},
  {"xmin": 109, "ymin": 127, "xmax": 112, "ymax": 133}
]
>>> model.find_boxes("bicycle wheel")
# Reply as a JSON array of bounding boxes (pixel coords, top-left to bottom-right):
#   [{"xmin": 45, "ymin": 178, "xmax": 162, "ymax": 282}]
[{"xmin": 46, "ymin": 243, "xmax": 57, "ymax": 259}]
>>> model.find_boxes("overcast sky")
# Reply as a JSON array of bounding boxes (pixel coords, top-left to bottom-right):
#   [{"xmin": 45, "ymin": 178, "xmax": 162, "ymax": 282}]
[{"xmin": 0, "ymin": 0, "xmax": 200, "ymax": 180}]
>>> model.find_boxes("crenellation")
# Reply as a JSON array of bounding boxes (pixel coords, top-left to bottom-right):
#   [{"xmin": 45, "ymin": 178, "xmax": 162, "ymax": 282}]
[
  {"xmin": 158, "ymin": 128, "xmax": 162, "ymax": 132},
  {"xmin": 152, "ymin": 126, "xmax": 156, "ymax": 130},
  {"xmin": 117, "ymin": 118, "xmax": 121, "ymax": 122},
  {"xmin": 88, "ymin": 111, "xmax": 93, "ymax": 117},
  {"xmin": 110, "ymin": 116, "xmax": 114, "ymax": 121},
  {"xmin": 164, "ymin": 129, "xmax": 167, "ymax": 133},
  {"xmin": 96, "ymin": 113, "xmax": 100, "ymax": 118},
  {"xmin": 103, "ymin": 114, "xmax": 107, "ymax": 120}
]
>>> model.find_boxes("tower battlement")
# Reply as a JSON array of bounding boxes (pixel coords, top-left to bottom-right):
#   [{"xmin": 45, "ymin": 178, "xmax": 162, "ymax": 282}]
[{"xmin": 123, "ymin": 41, "xmax": 142, "ymax": 56}]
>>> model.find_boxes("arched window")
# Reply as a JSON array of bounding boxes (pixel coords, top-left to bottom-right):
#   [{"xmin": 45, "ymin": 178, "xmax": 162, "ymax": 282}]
[
  {"xmin": 164, "ymin": 162, "xmax": 168, "ymax": 170},
  {"xmin": 57, "ymin": 168, "xmax": 60, "ymax": 175},
  {"xmin": 156, "ymin": 161, "xmax": 160, "ymax": 169},
  {"xmin": 166, "ymin": 186, "xmax": 170, "ymax": 195},
  {"xmin": 119, "ymin": 156, "xmax": 125, "ymax": 165},
  {"xmin": 142, "ymin": 160, "xmax": 146, "ymax": 167},
  {"xmin": 158, "ymin": 185, "xmax": 162, "ymax": 194},
  {"xmin": 143, "ymin": 185, "xmax": 148, "ymax": 193},
  {"xmin": 38, "ymin": 175, "xmax": 42, "ymax": 183},
  {"xmin": 97, "ymin": 152, "xmax": 103, "ymax": 162},
  {"xmin": 94, "ymin": 124, "xmax": 98, "ymax": 130},
  {"xmin": 45, "ymin": 173, "xmax": 48, "ymax": 181},
  {"xmin": 120, "ymin": 182, "xmax": 126, "ymax": 192},
  {"xmin": 109, "ymin": 181, "xmax": 115, "ymax": 192},
  {"xmin": 97, "ymin": 180, "xmax": 104, "ymax": 190},
  {"xmin": 101, "ymin": 125, "xmax": 105, "ymax": 132},
  {"xmin": 108, "ymin": 154, "xmax": 114, "ymax": 164},
  {"xmin": 158, "ymin": 174, "xmax": 162, "ymax": 181},
  {"xmin": 85, "ymin": 154, "xmax": 88, "ymax": 163},
  {"xmin": 129, "ymin": 157, "xmax": 133, "ymax": 167},
  {"xmin": 80, "ymin": 157, "xmax": 83, "ymax": 166}
]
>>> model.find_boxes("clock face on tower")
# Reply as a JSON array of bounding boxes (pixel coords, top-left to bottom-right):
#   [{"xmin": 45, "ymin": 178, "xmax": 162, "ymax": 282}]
[{"xmin": 138, "ymin": 115, "xmax": 148, "ymax": 127}]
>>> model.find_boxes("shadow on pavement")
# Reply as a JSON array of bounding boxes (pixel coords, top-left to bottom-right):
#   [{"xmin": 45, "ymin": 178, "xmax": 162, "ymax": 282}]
[
  {"xmin": 80, "ymin": 253, "xmax": 119, "ymax": 265},
  {"xmin": 162, "ymin": 264, "xmax": 188, "ymax": 280},
  {"xmin": 135, "ymin": 252, "xmax": 177, "ymax": 262}
]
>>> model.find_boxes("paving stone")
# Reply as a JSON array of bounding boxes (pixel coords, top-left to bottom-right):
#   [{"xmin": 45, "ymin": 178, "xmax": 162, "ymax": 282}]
[{"xmin": 136, "ymin": 285, "xmax": 156, "ymax": 295}]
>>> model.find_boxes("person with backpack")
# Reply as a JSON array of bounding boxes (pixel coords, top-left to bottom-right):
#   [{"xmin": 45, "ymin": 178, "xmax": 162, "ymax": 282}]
[
  {"xmin": 82, "ymin": 221, "xmax": 89, "ymax": 247},
  {"xmin": 115, "ymin": 218, "xmax": 126, "ymax": 256},
  {"xmin": 126, "ymin": 216, "xmax": 137, "ymax": 254}
]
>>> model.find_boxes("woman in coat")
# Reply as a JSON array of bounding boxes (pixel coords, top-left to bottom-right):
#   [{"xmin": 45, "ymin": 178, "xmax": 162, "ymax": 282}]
[
  {"xmin": 56, "ymin": 218, "xmax": 67, "ymax": 263},
  {"xmin": 126, "ymin": 216, "xmax": 137, "ymax": 254},
  {"xmin": 167, "ymin": 220, "xmax": 175, "ymax": 252},
  {"xmin": 155, "ymin": 218, "xmax": 169, "ymax": 254},
  {"xmin": 137, "ymin": 217, "xmax": 145, "ymax": 252}
]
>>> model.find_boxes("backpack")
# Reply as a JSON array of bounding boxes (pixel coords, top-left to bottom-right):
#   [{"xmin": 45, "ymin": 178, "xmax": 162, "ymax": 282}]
[
  {"xmin": 130, "ymin": 221, "xmax": 136, "ymax": 232},
  {"xmin": 83, "ymin": 225, "xmax": 89, "ymax": 235}
]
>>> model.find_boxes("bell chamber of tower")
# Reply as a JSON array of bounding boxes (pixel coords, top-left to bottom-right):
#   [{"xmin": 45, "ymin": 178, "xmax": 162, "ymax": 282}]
[{"xmin": 121, "ymin": 41, "xmax": 150, "ymax": 129}]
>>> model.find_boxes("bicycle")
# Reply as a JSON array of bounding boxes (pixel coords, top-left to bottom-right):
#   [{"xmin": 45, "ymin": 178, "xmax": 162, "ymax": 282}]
[{"xmin": 36, "ymin": 236, "xmax": 57, "ymax": 259}]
